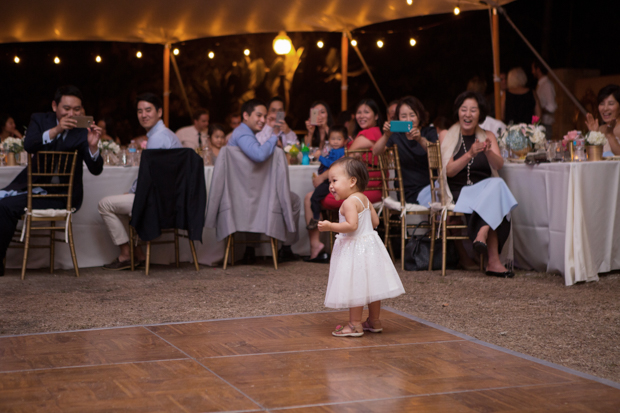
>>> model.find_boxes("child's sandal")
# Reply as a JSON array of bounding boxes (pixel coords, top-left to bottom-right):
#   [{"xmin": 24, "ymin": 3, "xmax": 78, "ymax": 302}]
[
  {"xmin": 362, "ymin": 318, "xmax": 383, "ymax": 333},
  {"xmin": 332, "ymin": 323, "xmax": 364, "ymax": 337}
]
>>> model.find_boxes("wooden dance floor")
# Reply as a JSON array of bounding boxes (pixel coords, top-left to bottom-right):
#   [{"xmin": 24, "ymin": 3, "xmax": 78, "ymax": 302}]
[{"xmin": 1, "ymin": 308, "xmax": 619, "ymax": 412}]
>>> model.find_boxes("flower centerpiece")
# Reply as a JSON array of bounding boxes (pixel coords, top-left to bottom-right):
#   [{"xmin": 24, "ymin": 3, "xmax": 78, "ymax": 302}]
[
  {"xmin": 585, "ymin": 131, "xmax": 607, "ymax": 161},
  {"xmin": 98, "ymin": 140, "xmax": 121, "ymax": 165},
  {"xmin": 283, "ymin": 141, "xmax": 301, "ymax": 164},
  {"xmin": 498, "ymin": 116, "xmax": 546, "ymax": 158},
  {"xmin": 2, "ymin": 137, "xmax": 25, "ymax": 165}
]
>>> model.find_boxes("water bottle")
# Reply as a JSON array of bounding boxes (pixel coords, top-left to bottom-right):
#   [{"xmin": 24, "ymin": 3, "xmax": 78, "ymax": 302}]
[{"xmin": 128, "ymin": 140, "xmax": 138, "ymax": 166}]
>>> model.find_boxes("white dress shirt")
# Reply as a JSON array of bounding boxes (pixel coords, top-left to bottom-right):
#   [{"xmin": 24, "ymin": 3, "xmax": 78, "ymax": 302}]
[
  {"xmin": 256, "ymin": 125, "xmax": 298, "ymax": 146},
  {"xmin": 176, "ymin": 125, "xmax": 208, "ymax": 149}
]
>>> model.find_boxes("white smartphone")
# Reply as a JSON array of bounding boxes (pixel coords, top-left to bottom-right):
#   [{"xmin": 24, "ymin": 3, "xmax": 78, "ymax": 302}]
[{"xmin": 310, "ymin": 108, "xmax": 319, "ymax": 125}]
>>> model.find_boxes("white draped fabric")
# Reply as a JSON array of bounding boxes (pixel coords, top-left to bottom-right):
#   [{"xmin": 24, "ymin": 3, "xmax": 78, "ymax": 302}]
[
  {"xmin": 1, "ymin": 165, "xmax": 316, "ymax": 269},
  {"xmin": 499, "ymin": 161, "xmax": 620, "ymax": 286}
]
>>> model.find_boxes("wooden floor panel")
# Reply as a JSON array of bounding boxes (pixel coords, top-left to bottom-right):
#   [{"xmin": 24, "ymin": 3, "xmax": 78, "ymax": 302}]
[
  {"xmin": 0, "ymin": 359, "xmax": 261, "ymax": 413},
  {"xmin": 202, "ymin": 341, "xmax": 582, "ymax": 409},
  {"xmin": 273, "ymin": 381, "xmax": 620, "ymax": 412},
  {"xmin": 0, "ymin": 327, "xmax": 186, "ymax": 372},
  {"xmin": 1, "ymin": 310, "xmax": 619, "ymax": 412},
  {"xmin": 148, "ymin": 311, "xmax": 460, "ymax": 358}
]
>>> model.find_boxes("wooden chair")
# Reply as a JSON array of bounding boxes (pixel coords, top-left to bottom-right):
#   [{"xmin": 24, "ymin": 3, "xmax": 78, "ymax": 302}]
[
  {"xmin": 129, "ymin": 227, "xmax": 199, "ymax": 275},
  {"xmin": 377, "ymin": 146, "xmax": 431, "ymax": 270},
  {"xmin": 222, "ymin": 234, "xmax": 278, "ymax": 270},
  {"xmin": 426, "ymin": 142, "xmax": 484, "ymax": 276},
  {"xmin": 8, "ymin": 150, "xmax": 79, "ymax": 279}
]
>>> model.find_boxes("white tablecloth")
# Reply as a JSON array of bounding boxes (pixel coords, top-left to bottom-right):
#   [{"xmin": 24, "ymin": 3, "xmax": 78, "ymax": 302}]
[
  {"xmin": 1, "ymin": 164, "xmax": 317, "ymax": 269},
  {"xmin": 499, "ymin": 161, "xmax": 620, "ymax": 285}
]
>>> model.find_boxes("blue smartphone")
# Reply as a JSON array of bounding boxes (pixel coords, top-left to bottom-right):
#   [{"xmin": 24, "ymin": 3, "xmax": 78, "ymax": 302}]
[{"xmin": 390, "ymin": 121, "xmax": 412, "ymax": 133}]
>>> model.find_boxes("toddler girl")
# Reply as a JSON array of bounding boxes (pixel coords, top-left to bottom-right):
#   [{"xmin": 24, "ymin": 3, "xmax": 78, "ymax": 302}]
[
  {"xmin": 318, "ymin": 157, "xmax": 405, "ymax": 337},
  {"xmin": 208, "ymin": 123, "xmax": 226, "ymax": 164}
]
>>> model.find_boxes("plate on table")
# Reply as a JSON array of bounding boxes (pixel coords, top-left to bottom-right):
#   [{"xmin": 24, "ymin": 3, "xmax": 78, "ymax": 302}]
[{"xmin": 506, "ymin": 158, "xmax": 526, "ymax": 164}]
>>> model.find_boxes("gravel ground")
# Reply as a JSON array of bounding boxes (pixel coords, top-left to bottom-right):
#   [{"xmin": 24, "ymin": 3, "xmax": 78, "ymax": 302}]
[{"xmin": 1, "ymin": 260, "xmax": 619, "ymax": 383}]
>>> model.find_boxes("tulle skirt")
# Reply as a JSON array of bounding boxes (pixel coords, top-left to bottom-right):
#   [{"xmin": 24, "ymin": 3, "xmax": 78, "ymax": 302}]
[{"xmin": 324, "ymin": 231, "xmax": 405, "ymax": 309}]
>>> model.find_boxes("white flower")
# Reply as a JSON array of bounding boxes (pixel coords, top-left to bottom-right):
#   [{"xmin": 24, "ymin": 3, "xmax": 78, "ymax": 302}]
[
  {"xmin": 283, "ymin": 144, "xmax": 292, "ymax": 153},
  {"xmin": 586, "ymin": 131, "xmax": 607, "ymax": 146},
  {"xmin": 3, "ymin": 137, "xmax": 24, "ymax": 153},
  {"xmin": 98, "ymin": 140, "xmax": 120, "ymax": 154},
  {"xmin": 530, "ymin": 125, "xmax": 546, "ymax": 145}
]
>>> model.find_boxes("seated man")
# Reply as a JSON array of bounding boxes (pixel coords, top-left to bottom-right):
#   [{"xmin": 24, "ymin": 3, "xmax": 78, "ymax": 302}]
[
  {"xmin": 98, "ymin": 93, "xmax": 182, "ymax": 270},
  {"xmin": 0, "ymin": 85, "xmax": 103, "ymax": 277},
  {"xmin": 176, "ymin": 108, "xmax": 210, "ymax": 150},
  {"xmin": 228, "ymin": 98, "xmax": 301, "ymax": 262},
  {"xmin": 256, "ymin": 96, "xmax": 298, "ymax": 146}
]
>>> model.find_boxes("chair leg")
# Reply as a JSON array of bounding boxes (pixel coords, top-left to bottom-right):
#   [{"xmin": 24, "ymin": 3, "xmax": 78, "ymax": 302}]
[
  {"xmin": 441, "ymin": 218, "xmax": 447, "ymax": 277},
  {"xmin": 401, "ymin": 217, "xmax": 407, "ymax": 271},
  {"xmin": 21, "ymin": 216, "xmax": 32, "ymax": 280},
  {"xmin": 270, "ymin": 238, "xmax": 278, "ymax": 270},
  {"xmin": 189, "ymin": 240, "xmax": 199, "ymax": 271},
  {"xmin": 67, "ymin": 219, "xmax": 79, "ymax": 278},
  {"xmin": 129, "ymin": 227, "xmax": 135, "ymax": 271},
  {"xmin": 223, "ymin": 235, "xmax": 232, "ymax": 270},
  {"xmin": 428, "ymin": 214, "xmax": 437, "ymax": 272},
  {"xmin": 174, "ymin": 229, "xmax": 180, "ymax": 268},
  {"xmin": 145, "ymin": 241, "xmax": 151, "ymax": 275},
  {"xmin": 50, "ymin": 221, "xmax": 55, "ymax": 274}
]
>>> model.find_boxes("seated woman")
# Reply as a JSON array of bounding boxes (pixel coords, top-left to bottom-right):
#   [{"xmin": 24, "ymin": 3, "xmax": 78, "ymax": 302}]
[
  {"xmin": 501, "ymin": 67, "xmax": 541, "ymax": 124},
  {"xmin": 440, "ymin": 91, "xmax": 518, "ymax": 278},
  {"xmin": 372, "ymin": 95, "xmax": 438, "ymax": 204},
  {"xmin": 585, "ymin": 84, "xmax": 620, "ymax": 156},
  {"xmin": 304, "ymin": 101, "xmax": 333, "ymax": 157},
  {"xmin": 97, "ymin": 117, "xmax": 121, "ymax": 145},
  {"xmin": 304, "ymin": 98, "xmax": 383, "ymax": 262},
  {"xmin": 207, "ymin": 123, "xmax": 226, "ymax": 164},
  {"xmin": 0, "ymin": 114, "xmax": 23, "ymax": 142}
]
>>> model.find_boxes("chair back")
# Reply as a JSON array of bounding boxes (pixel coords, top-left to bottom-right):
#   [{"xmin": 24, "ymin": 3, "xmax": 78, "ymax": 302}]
[
  {"xmin": 426, "ymin": 142, "xmax": 447, "ymax": 206},
  {"xmin": 28, "ymin": 150, "xmax": 78, "ymax": 211},
  {"xmin": 344, "ymin": 148, "xmax": 385, "ymax": 193},
  {"xmin": 377, "ymin": 146, "xmax": 405, "ymax": 207}
]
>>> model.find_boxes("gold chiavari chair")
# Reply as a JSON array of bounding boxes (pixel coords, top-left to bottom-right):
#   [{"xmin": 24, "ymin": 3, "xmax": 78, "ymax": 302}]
[{"xmin": 8, "ymin": 150, "xmax": 79, "ymax": 279}]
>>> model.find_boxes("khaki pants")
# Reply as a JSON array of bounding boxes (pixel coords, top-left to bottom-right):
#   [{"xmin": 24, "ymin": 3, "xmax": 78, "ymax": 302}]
[{"xmin": 98, "ymin": 194, "xmax": 135, "ymax": 246}]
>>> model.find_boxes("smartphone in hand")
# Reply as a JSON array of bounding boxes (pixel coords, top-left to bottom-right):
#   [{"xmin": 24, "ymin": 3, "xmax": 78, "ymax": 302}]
[
  {"xmin": 72, "ymin": 116, "xmax": 94, "ymax": 129},
  {"xmin": 310, "ymin": 108, "xmax": 319, "ymax": 126},
  {"xmin": 276, "ymin": 110, "xmax": 285, "ymax": 123},
  {"xmin": 390, "ymin": 121, "xmax": 412, "ymax": 133}
]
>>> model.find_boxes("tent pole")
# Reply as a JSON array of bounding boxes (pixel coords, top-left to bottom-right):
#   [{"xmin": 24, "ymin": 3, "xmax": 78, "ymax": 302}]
[
  {"xmin": 491, "ymin": 8, "xmax": 501, "ymax": 119},
  {"xmin": 341, "ymin": 32, "xmax": 348, "ymax": 112},
  {"xmin": 482, "ymin": 0, "xmax": 587, "ymax": 115},
  {"xmin": 163, "ymin": 43, "xmax": 171, "ymax": 126},
  {"xmin": 345, "ymin": 31, "xmax": 388, "ymax": 108},
  {"xmin": 170, "ymin": 53, "xmax": 193, "ymax": 120}
]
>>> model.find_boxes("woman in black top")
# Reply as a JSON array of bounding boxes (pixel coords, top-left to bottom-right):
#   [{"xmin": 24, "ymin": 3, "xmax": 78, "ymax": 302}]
[
  {"xmin": 373, "ymin": 96, "xmax": 438, "ymax": 204},
  {"xmin": 501, "ymin": 67, "xmax": 541, "ymax": 124}
]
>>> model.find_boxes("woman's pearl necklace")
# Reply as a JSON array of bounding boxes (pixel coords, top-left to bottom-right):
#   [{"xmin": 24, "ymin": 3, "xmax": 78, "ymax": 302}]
[{"xmin": 461, "ymin": 133, "xmax": 474, "ymax": 186}]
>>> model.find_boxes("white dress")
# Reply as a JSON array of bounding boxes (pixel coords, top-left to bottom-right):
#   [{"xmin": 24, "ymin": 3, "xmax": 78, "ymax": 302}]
[{"xmin": 324, "ymin": 196, "xmax": 405, "ymax": 309}]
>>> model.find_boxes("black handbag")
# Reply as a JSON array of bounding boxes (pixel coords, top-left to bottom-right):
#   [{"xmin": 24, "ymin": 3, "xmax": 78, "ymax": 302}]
[{"xmin": 404, "ymin": 221, "xmax": 459, "ymax": 271}]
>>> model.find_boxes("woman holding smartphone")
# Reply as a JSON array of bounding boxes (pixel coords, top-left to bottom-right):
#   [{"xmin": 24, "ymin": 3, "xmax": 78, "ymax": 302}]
[
  {"xmin": 372, "ymin": 96, "xmax": 438, "ymax": 204},
  {"xmin": 304, "ymin": 101, "xmax": 333, "ymax": 155}
]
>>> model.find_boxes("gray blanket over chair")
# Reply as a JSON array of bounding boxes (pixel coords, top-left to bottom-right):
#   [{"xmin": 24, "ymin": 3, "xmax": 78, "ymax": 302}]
[{"xmin": 205, "ymin": 146, "xmax": 297, "ymax": 242}]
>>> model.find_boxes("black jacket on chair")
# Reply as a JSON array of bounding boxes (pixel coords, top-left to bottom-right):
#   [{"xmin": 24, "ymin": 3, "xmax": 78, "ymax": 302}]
[
  {"xmin": 2, "ymin": 112, "xmax": 104, "ymax": 210},
  {"xmin": 130, "ymin": 148, "xmax": 206, "ymax": 242}
]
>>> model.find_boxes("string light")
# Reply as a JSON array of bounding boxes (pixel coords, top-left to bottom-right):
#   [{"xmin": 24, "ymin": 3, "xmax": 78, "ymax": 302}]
[
  {"xmin": 273, "ymin": 31, "xmax": 292, "ymax": 55},
  {"xmin": 136, "ymin": 51, "xmax": 142, "ymax": 58},
  {"xmin": 407, "ymin": 0, "xmax": 413, "ymax": 4},
  {"xmin": 377, "ymin": 40, "xmax": 384, "ymax": 48},
  {"xmin": 454, "ymin": 2, "xmax": 460, "ymax": 15},
  {"xmin": 173, "ymin": 48, "xmax": 180, "ymax": 56},
  {"xmin": 244, "ymin": 49, "xmax": 250, "ymax": 56},
  {"xmin": 95, "ymin": 55, "xmax": 102, "ymax": 63},
  {"xmin": 54, "ymin": 56, "xmax": 60, "ymax": 64},
  {"xmin": 350, "ymin": 39, "xmax": 357, "ymax": 47},
  {"xmin": 317, "ymin": 40, "xmax": 324, "ymax": 48},
  {"xmin": 208, "ymin": 51, "xmax": 215, "ymax": 59},
  {"xmin": 14, "ymin": 56, "xmax": 20, "ymax": 63},
  {"xmin": 409, "ymin": 38, "xmax": 417, "ymax": 46}
]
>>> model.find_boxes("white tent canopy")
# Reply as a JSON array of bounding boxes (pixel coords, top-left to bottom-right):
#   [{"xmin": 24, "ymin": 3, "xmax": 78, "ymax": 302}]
[{"xmin": 1, "ymin": 0, "xmax": 514, "ymax": 44}]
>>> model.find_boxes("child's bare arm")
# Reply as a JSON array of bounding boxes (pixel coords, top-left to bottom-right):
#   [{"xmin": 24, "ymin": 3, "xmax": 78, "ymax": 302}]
[
  {"xmin": 369, "ymin": 203, "xmax": 380, "ymax": 228},
  {"xmin": 312, "ymin": 169, "xmax": 330, "ymax": 187},
  {"xmin": 318, "ymin": 199, "xmax": 359, "ymax": 233}
]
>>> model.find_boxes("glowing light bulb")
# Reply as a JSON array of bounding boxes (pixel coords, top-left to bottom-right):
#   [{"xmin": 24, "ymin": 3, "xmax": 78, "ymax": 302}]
[
  {"xmin": 244, "ymin": 49, "xmax": 250, "ymax": 56},
  {"xmin": 273, "ymin": 31, "xmax": 292, "ymax": 55},
  {"xmin": 95, "ymin": 55, "xmax": 102, "ymax": 63},
  {"xmin": 54, "ymin": 56, "xmax": 60, "ymax": 64},
  {"xmin": 409, "ymin": 38, "xmax": 417, "ymax": 46},
  {"xmin": 454, "ymin": 6, "xmax": 460, "ymax": 15},
  {"xmin": 173, "ymin": 48, "xmax": 180, "ymax": 56},
  {"xmin": 350, "ymin": 39, "xmax": 357, "ymax": 47},
  {"xmin": 136, "ymin": 51, "xmax": 142, "ymax": 58},
  {"xmin": 377, "ymin": 40, "xmax": 384, "ymax": 48},
  {"xmin": 208, "ymin": 51, "xmax": 214, "ymax": 59},
  {"xmin": 407, "ymin": 0, "xmax": 413, "ymax": 4},
  {"xmin": 317, "ymin": 40, "xmax": 324, "ymax": 48},
  {"xmin": 14, "ymin": 56, "xmax": 20, "ymax": 63}
]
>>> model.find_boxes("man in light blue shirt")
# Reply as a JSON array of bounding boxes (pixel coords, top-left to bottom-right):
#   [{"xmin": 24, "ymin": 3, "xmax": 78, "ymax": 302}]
[
  {"xmin": 98, "ymin": 93, "xmax": 182, "ymax": 270},
  {"xmin": 228, "ymin": 99, "xmax": 301, "ymax": 263}
]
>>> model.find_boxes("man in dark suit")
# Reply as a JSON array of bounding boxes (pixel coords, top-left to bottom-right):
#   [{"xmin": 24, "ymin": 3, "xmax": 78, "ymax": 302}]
[{"xmin": 0, "ymin": 85, "xmax": 103, "ymax": 276}]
